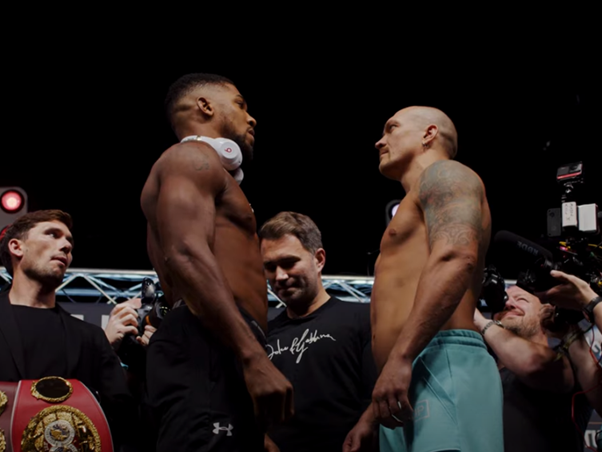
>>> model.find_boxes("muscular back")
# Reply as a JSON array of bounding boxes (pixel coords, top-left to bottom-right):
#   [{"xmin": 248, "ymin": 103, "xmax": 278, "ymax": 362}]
[
  {"xmin": 140, "ymin": 142, "xmax": 268, "ymax": 330},
  {"xmin": 371, "ymin": 159, "xmax": 491, "ymax": 370}
]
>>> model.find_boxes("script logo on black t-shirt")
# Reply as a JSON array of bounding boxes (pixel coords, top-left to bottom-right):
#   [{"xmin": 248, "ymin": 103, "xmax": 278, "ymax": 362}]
[{"xmin": 267, "ymin": 328, "xmax": 336, "ymax": 364}]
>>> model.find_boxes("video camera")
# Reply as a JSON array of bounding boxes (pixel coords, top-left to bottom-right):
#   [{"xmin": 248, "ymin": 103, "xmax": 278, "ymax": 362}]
[
  {"xmin": 136, "ymin": 278, "xmax": 170, "ymax": 335},
  {"xmin": 481, "ymin": 162, "xmax": 601, "ymax": 330},
  {"xmin": 480, "ymin": 265, "xmax": 508, "ymax": 314},
  {"xmin": 117, "ymin": 278, "xmax": 170, "ymax": 374},
  {"xmin": 516, "ymin": 162, "xmax": 601, "ymax": 296}
]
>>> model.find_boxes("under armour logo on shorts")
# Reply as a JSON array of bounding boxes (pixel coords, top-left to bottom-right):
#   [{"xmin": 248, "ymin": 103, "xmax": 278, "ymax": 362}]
[{"xmin": 213, "ymin": 423, "xmax": 234, "ymax": 436}]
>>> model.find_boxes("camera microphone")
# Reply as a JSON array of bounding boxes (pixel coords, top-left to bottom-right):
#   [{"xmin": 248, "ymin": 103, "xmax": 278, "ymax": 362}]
[
  {"xmin": 494, "ymin": 230, "xmax": 554, "ymax": 261},
  {"xmin": 494, "ymin": 231, "xmax": 559, "ymax": 294}
]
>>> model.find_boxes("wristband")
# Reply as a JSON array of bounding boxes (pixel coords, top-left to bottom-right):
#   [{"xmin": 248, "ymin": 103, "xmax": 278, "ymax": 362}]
[
  {"xmin": 481, "ymin": 320, "xmax": 504, "ymax": 336},
  {"xmin": 582, "ymin": 296, "xmax": 602, "ymax": 323}
]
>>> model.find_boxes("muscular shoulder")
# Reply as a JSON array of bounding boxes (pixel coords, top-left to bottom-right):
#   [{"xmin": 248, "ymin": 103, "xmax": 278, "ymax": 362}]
[
  {"xmin": 416, "ymin": 160, "xmax": 486, "ymax": 248},
  {"xmin": 147, "ymin": 141, "xmax": 228, "ymax": 200},
  {"xmin": 158, "ymin": 141, "xmax": 224, "ymax": 178},
  {"xmin": 417, "ymin": 160, "xmax": 484, "ymax": 207}
]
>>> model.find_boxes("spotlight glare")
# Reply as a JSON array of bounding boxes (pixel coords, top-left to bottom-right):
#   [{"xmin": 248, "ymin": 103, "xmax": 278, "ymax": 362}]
[
  {"xmin": 385, "ymin": 199, "xmax": 402, "ymax": 225},
  {"xmin": 1, "ymin": 191, "xmax": 23, "ymax": 212}
]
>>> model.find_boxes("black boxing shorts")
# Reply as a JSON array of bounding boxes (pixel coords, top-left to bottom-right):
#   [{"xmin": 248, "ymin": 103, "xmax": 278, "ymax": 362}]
[{"xmin": 146, "ymin": 303, "xmax": 266, "ymax": 452}]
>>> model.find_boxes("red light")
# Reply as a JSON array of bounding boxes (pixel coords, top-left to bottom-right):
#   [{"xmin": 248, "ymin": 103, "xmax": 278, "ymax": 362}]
[{"xmin": 1, "ymin": 191, "xmax": 23, "ymax": 212}]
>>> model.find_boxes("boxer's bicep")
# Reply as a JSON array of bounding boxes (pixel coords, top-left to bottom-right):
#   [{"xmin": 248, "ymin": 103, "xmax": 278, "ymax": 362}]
[
  {"xmin": 154, "ymin": 149, "xmax": 231, "ymax": 315},
  {"xmin": 156, "ymin": 147, "xmax": 224, "ymax": 255},
  {"xmin": 156, "ymin": 177, "xmax": 216, "ymax": 251},
  {"xmin": 418, "ymin": 160, "xmax": 483, "ymax": 258}
]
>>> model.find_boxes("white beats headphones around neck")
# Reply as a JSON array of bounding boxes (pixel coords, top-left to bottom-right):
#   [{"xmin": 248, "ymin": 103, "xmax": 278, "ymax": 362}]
[{"xmin": 181, "ymin": 135, "xmax": 244, "ymax": 183}]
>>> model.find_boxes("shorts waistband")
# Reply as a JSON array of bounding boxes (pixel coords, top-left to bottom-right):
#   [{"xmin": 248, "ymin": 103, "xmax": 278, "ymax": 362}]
[{"xmin": 423, "ymin": 329, "xmax": 486, "ymax": 350}]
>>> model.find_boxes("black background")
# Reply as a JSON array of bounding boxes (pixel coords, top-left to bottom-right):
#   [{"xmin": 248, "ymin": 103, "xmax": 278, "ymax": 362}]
[{"xmin": 2, "ymin": 19, "xmax": 600, "ymax": 280}]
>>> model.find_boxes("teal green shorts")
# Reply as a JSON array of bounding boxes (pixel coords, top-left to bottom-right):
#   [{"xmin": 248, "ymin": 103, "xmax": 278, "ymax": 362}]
[{"xmin": 380, "ymin": 330, "xmax": 504, "ymax": 452}]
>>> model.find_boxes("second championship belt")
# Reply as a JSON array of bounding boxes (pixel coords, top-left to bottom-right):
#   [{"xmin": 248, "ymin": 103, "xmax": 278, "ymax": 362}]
[
  {"xmin": 0, "ymin": 382, "xmax": 17, "ymax": 452},
  {"xmin": 0, "ymin": 376, "xmax": 113, "ymax": 452}
]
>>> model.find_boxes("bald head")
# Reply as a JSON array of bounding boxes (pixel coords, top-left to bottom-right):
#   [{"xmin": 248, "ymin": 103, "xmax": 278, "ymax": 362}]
[{"xmin": 398, "ymin": 106, "xmax": 458, "ymax": 158}]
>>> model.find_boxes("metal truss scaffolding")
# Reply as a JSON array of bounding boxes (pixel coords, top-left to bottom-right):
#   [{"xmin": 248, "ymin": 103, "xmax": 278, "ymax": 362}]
[
  {"xmin": 0, "ymin": 267, "xmax": 374, "ymax": 306},
  {"xmin": 0, "ymin": 267, "xmax": 516, "ymax": 308}
]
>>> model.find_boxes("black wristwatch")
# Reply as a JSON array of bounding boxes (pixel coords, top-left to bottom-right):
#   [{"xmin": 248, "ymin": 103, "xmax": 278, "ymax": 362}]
[{"xmin": 582, "ymin": 296, "xmax": 602, "ymax": 323}]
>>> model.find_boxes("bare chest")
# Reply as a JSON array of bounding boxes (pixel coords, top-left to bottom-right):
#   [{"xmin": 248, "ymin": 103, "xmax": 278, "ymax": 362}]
[
  {"xmin": 216, "ymin": 180, "xmax": 257, "ymax": 236},
  {"xmin": 379, "ymin": 197, "xmax": 425, "ymax": 253}
]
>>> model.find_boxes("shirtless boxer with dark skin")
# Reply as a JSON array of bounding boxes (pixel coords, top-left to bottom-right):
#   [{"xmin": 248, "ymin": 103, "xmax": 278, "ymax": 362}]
[
  {"xmin": 370, "ymin": 107, "xmax": 502, "ymax": 452},
  {"xmin": 140, "ymin": 74, "xmax": 292, "ymax": 452}
]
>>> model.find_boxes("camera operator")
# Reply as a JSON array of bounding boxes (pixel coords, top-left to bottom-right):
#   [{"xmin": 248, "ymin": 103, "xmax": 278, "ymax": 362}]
[{"xmin": 474, "ymin": 284, "xmax": 593, "ymax": 452}]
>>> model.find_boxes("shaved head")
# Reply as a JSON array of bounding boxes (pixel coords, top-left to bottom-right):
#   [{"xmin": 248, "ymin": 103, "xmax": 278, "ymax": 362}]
[
  {"xmin": 398, "ymin": 106, "xmax": 458, "ymax": 158},
  {"xmin": 163, "ymin": 72, "xmax": 257, "ymax": 160},
  {"xmin": 376, "ymin": 105, "xmax": 459, "ymax": 181},
  {"xmin": 165, "ymin": 73, "xmax": 234, "ymax": 131}
]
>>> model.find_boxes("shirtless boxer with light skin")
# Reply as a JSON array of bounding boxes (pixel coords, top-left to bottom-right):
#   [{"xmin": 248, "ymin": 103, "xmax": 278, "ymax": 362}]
[
  {"xmin": 141, "ymin": 73, "xmax": 292, "ymax": 452},
  {"xmin": 370, "ymin": 106, "xmax": 503, "ymax": 452}
]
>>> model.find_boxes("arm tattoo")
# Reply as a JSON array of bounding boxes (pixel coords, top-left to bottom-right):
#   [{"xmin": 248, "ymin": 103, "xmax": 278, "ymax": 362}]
[
  {"xmin": 418, "ymin": 161, "xmax": 483, "ymax": 248},
  {"xmin": 194, "ymin": 155, "xmax": 210, "ymax": 171}
]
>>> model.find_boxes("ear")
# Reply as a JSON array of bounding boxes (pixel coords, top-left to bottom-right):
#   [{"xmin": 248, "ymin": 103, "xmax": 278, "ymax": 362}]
[
  {"xmin": 314, "ymin": 248, "xmax": 326, "ymax": 273},
  {"xmin": 421, "ymin": 124, "xmax": 439, "ymax": 149},
  {"xmin": 8, "ymin": 238, "xmax": 24, "ymax": 258},
  {"xmin": 196, "ymin": 96, "xmax": 214, "ymax": 118}
]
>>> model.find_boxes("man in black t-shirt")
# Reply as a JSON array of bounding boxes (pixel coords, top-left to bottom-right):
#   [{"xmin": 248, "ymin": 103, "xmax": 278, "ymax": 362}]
[
  {"xmin": 259, "ymin": 211, "xmax": 378, "ymax": 452},
  {"xmin": 474, "ymin": 285, "xmax": 592, "ymax": 452},
  {"xmin": 0, "ymin": 210, "xmax": 137, "ymax": 450}
]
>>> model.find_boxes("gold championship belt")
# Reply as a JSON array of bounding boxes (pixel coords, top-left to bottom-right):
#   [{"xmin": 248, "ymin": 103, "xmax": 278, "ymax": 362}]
[{"xmin": 0, "ymin": 377, "xmax": 113, "ymax": 452}]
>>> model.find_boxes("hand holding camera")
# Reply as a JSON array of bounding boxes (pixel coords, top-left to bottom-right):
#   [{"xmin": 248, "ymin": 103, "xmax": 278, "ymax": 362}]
[
  {"xmin": 136, "ymin": 324, "xmax": 157, "ymax": 347},
  {"xmin": 105, "ymin": 297, "xmax": 143, "ymax": 350},
  {"xmin": 536, "ymin": 270, "xmax": 600, "ymax": 311}
]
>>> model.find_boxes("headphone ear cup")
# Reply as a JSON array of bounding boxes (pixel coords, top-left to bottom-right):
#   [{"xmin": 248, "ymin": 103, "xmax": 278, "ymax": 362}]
[
  {"xmin": 213, "ymin": 138, "xmax": 242, "ymax": 171},
  {"xmin": 231, "ymin": 168, "xmax": 244, "ymax": 184}
]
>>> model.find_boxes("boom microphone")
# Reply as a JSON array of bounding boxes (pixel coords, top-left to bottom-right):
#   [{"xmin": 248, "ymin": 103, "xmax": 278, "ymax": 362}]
[{"xmin": 493, "ymin": 230, "xmax": 554, "ymax": 261}]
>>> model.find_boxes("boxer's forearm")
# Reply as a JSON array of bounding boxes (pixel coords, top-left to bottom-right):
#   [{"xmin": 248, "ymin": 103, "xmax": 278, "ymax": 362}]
[
  {"xmin": 166, "ymin": 247, "xmax": 266, "ymax": 363},
  {"xmin": 389, "ymin": 250, "xmax": 475, "ymax": 363}
]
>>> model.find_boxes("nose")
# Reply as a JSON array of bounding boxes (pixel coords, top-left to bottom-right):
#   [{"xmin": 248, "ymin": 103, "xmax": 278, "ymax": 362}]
[
  {"xmin": 247, "ymin": 113, "xmax": 257, "ymax": 128},
  {"xmin": 375, "ymin": 137, "xmax": 385, "ymax": 151},
  {"xmin": 60, "ymin": 238, "xmax": 72, "ymax": 254},
  {"xmin": 275, "ymin": 266, "xmax": 288, "ymax": 282},
  {"xmin": 504, "ymin": 296, "xmax": 518, "ymax": 310}
]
